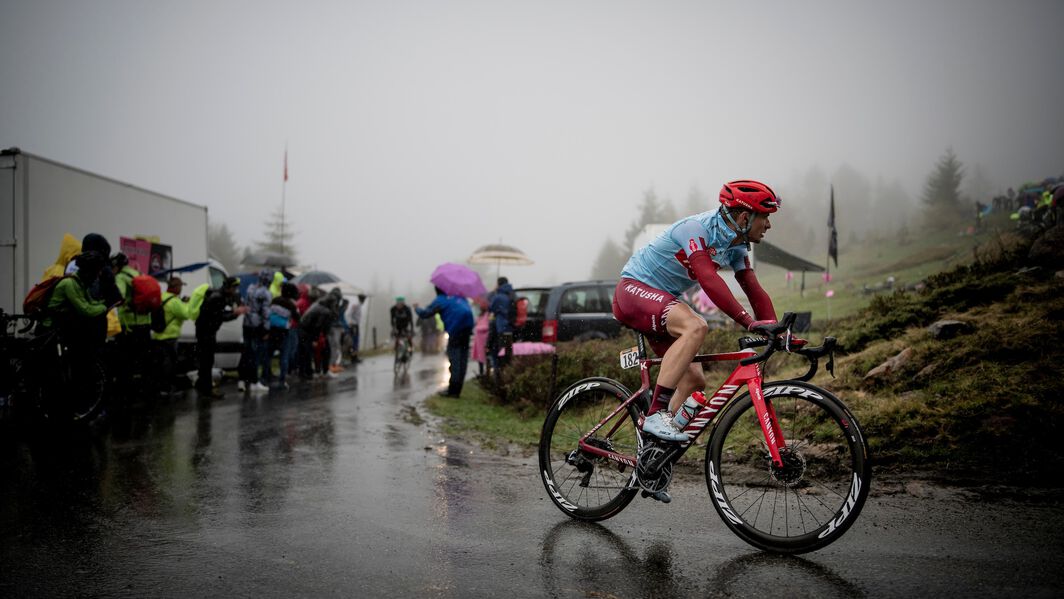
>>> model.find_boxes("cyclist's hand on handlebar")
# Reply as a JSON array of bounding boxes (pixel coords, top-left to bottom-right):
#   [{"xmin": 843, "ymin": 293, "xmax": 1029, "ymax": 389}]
[{"xmin": 747, "ymin": 320, "xmax": 777, "ymax": 336}]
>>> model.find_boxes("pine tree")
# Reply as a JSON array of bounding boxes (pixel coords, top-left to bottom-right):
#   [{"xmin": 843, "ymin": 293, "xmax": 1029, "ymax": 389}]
[
  {"xmin": 623, "ymin": 188, "xmax": 676, "ymax": 250},
  {"xmin": 254, "ymin": 204, "xmax": 297, "ymax": 260},
  {"xmin": 208, "ymin": 222, "xmax": 243, "ymax": 274},
  {"xmin": 590, "ymin": 237, "xmax": 628, "ymax": 279},
  {"xmin": 921, "ymin": 148, "xmax": 965, "ymax": 224},
  {"xmin": 684, "ymin": 186, "xmax": 708, "ymax": 215}
]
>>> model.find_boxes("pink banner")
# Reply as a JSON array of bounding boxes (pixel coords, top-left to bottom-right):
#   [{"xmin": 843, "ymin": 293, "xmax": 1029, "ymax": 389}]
[{"xmin": 120, "ymin": 237, "xmax": 151, "ymax": 274}]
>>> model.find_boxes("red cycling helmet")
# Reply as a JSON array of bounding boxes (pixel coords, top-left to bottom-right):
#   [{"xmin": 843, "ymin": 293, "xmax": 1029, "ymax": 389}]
[{"xmin": 719, "ymin": 179, "xmax": 781, "ymax": 214}]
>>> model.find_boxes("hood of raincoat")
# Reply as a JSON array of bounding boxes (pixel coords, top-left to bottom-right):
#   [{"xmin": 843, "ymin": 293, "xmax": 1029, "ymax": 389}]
[
  {"xmin": 269, "ymin": 271, "xmax": 285, "ymax": 298},
  {"xmin": 42, "ymin": 233, "xmax": 82, "ymax": 280}
]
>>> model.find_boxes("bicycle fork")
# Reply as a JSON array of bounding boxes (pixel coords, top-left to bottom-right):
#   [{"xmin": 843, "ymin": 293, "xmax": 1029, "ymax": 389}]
[{"xmin": 747, "ymin": 377, "xmax": 787, "ymax": 469}]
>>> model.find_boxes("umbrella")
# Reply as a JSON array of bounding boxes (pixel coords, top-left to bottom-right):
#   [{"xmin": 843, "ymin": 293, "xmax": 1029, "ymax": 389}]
[
  {"xmin": 468, "ymin": 243, "xmax": 534, "ymax": 266},
  {"xmin": 318, "ymin": 281, "xmax": 366, "ymax": 297},
  {"xmin": 243, "ymin": 251, "xmax": 297, "ymax": 268},
  {"xmin": 430, "ymin": 263, "xmax": 487, "ymax": 298},
  {"xmin": 468, "ymin": 243, "xmax": 533, "ymax": 278},
  {"xmin": 149, "ymin": 261, "xmax": 209, "ymax": 278},
  {"xmin": 291, "ymin": 270, "xmax": 341, "ymax": 287}
]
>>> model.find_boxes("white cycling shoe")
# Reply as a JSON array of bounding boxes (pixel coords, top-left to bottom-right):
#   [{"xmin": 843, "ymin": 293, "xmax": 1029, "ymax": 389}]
[{"xmin": 641, "ymin": 410, "xmax": 690, "ymax": 443}]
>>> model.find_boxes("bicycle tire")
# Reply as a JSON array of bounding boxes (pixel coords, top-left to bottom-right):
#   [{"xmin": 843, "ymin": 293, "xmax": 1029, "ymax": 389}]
[
  {"xmin": 705, "ymin": 380, "xmax": 870, "ymax": 554},
  {"xmin": 539, "ymin": 377, "xmax": 642, "ymax": 521},
  {"xmin": 37, "ymin": 352, "xmax": 107, "ymax": 423}
]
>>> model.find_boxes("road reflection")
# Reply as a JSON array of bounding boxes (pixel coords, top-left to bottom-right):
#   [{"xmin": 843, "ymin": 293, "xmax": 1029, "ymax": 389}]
[{"xmin": 539, "ymin": 520, "xmax": 865, "ymax": 598}]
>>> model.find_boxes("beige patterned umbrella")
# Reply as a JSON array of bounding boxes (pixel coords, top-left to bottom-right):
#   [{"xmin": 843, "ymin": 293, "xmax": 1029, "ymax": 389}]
[{"xmin": 468, "ymin": 243, "xmax": 533, "ymax": 277}]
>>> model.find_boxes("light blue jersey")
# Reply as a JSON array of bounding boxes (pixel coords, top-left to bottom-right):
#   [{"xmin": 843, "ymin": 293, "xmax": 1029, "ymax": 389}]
[{"xmin": 621, "ymin": 209, "xmax": 750, "ymax": 297}]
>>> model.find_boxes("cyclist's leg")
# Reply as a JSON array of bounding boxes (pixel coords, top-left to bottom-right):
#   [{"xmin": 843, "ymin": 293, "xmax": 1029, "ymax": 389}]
[
  {"xmin": 672, "ymin": 362, "xmax": 707, "ymax": 413},
  {"xmin": 657, "ymin": 302, "xmax": 708, "ymax": 406}
]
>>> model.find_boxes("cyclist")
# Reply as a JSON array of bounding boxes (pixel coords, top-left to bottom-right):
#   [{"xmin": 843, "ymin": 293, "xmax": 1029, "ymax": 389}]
[
  {"xmin": 390, "ymin": 296, "xmax": 415, "ymax": 350},
  {"xmin": 613, "ymin": 179, "xmax": 795, "ymax": 443}
]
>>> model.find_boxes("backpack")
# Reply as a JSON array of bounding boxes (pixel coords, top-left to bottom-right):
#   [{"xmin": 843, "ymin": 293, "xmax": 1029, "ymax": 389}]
[
  {"xmin": 130, "ymin": 275, "xmax": 162, "ymax": 314},
  {"xmin": 23, "ymin": 275, "xmax": 69, "ymax": 316},
  {"xmin": 150, "ymin": 295, "xmax": 177, "ymax": 333},
  {"xmin": 513, "ymin": 296, "xmax": 529, "ymax": 328}
]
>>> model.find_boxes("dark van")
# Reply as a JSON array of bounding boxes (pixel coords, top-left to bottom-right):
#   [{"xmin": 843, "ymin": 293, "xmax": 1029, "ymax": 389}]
[{"xmin": 514, "ymin": 280, "xmax": 622, "ymax": 343}]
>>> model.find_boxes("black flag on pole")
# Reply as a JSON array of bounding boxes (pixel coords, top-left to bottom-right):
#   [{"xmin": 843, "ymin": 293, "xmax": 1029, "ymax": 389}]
[{"xmin": 828, "ymin": 184, "xmax": 838, "ymax": 268}]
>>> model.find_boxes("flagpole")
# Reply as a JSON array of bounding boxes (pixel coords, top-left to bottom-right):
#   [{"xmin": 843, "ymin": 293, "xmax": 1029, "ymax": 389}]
[
  {"xmin": 826, "ymin": 184, "xmax": 835, "ymax": 323},
  {"xmin": 281, "ymin": 143, "xmax": 288, "ymax": 258}
]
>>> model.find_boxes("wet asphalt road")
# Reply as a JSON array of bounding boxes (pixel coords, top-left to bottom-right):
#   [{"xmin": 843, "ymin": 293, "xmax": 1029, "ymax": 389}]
[{"xmin": 1, "ymin": 352, "xmax": 1062, "ymax": 598}]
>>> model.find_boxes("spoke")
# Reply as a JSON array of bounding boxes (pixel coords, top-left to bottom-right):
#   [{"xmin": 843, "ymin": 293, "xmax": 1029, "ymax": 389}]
[
  {"xmin": 727, "ymin": 485, "xmax": 757, "ymax": 503},
  {"xmin": 793, "ymin": 487, "xmax": 809, "ymax": 533},
  {"xmin": 784, "ymin": 485, "xmax": 789, "ymax": 534},
  {"xmin": 750, "ymin": 487, "xmax": 770, "ymax": 526},
  {"xmin": 811, "ymin": 477, "xmax": 848, "ymax": 501},
  {"xmin": 792, "ymin": 488, "xmax": 822, "ymax": 529}
]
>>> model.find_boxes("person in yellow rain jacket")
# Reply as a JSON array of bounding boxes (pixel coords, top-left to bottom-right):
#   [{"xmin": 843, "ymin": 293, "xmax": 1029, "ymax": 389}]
[
  {"xmin": 152, "ymin": 277, "xmax": 192, "ymax": 389},
  {"xmin": 152, "ymin": 277, "xmax": 191, "ymax": 345},
  {"xmin": 43, "ymin": 233, "xmax": 81, "ymax": 280},
  {"xmin": 269, "ymin": 271, "xmax": 285, "ymax": 299}
]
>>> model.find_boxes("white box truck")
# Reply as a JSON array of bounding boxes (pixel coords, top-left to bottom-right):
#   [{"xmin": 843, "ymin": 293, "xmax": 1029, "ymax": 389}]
[{"xmin": 0, "ymin": 148, "xmax": 242, "ymax": 368}]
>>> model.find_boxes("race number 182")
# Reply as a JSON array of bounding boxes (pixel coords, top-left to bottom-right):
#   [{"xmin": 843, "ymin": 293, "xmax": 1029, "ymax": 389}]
[{"xmin": 619, "ymin": 347, "xmax": 640, "ymax": 369}]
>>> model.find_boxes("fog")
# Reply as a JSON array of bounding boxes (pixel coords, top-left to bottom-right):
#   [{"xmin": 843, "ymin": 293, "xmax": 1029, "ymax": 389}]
[{"xmin": 2, "ymin": 0, "xmax": 1062, "ymax": 298}]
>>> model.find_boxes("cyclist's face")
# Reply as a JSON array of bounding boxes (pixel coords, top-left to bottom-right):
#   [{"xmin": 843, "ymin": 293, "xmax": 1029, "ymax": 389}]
[{"xmin": 747, "ymin": 213, "xmax": 771, "ymax": 243}]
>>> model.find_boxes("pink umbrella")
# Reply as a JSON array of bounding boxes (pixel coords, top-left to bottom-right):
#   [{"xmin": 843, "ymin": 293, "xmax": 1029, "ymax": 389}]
[{"xmin": 430, "ymin": 262, "xmax": 487, "ymax": 298}]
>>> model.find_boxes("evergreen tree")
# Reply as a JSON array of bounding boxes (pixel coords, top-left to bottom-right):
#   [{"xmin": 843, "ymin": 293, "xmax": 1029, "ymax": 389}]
[
  {"xmin": 208, "ymin": 221, "xmax": 243, "ymax": 274},
  {"xmin": 590, "ymin": 237, "xmax": 628, "ymax": 279},
  {"xmin": 684, "ymin": 185, "xmax": 709, "ymax": 215},
  {"xmin": 921, "ymin": 148, "xmax": 965, "ymax": 223},
  {"xmin": 623, "ymin": 188, "xmax": 676, "ymax": 250},
  {"xmin": 254, "ymin": 204, "xmax": 298, "ymax": 259}
]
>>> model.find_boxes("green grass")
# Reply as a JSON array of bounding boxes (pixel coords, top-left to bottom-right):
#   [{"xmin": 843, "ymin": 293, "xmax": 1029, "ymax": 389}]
[{"xmin": 425, "ymin": 381, "xmax": 543, "ymax": 451}]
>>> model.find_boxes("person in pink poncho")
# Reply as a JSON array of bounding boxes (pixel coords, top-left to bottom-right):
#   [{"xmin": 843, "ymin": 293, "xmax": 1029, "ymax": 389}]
[{"xmin": 471, "ymin": 299, "xmax": 490, "ymax": 375}]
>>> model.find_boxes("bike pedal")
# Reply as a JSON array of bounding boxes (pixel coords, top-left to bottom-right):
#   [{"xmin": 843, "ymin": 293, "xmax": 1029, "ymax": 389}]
[{"xmin": 640, "ymin": 489, "xmax": 672, "ymax": 504}]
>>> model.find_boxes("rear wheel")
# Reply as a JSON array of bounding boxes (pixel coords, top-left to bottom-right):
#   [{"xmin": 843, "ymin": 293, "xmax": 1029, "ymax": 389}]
[
  {"xmin": 705, "ymin": 381, "xmax": 870, "ymax": 554},
  {"xmin": 539, "ymin": 378, "xmax": 642, "ymax": 521}
]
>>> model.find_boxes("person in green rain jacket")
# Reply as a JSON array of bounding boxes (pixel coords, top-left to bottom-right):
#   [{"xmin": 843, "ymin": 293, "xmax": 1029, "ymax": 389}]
[
  {"xmin": 41, "ymin": 251, "xmax": 111, "ymax": 349},
  {"xmin": 152, "ymin": 277, "xmax": 192, "ymax": 343},
  {"xmin": 112, "ymin": 253, "xmax": 151, "ymax": 331}
]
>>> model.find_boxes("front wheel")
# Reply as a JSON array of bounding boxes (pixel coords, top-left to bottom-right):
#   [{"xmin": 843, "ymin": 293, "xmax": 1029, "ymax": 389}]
[
  {"xmin": 705, "ymin": 381, "xmax": 870, "ymax": 554},
  {"xmin": 539, "ymin": 378, "xmax": 642, "ymax": 521}
]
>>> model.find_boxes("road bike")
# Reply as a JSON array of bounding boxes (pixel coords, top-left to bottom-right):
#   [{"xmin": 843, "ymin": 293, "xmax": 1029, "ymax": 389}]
[
  {"xmin": 538, "ymin": 313, "xmax": 870, "ymax": 554},
  {"xmin": 1, "ymin": 310, "xmax": 108, "ymax": 424},
  {"xmin": 393, "ymin": 332, "xmax": 413, "ymax": 376}
]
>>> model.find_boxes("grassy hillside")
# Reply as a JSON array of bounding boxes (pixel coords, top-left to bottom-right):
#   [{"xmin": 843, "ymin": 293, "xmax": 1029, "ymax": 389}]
[{"xmin": 429, "ymin": 219, "xmax": 1064, "ymax": 484}]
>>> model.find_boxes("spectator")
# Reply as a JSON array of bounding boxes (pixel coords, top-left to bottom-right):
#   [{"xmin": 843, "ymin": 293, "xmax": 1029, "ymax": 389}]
[
  {"xmin": 39, "ymin": 251, "xmax": 112, "ymax": 352},
  {"xmin": 327, "ymin": 288, "xmax": 348, "ymax": 374},
  {"xmin": 299, "ymin": 290, "xmax": 341, "ymax": 380},
  {"xmin": 112, "ymin": 252, "xmax": 153, "ymax": 394},
  {"xmin": 195, "ymin": 277, "xmax": 246, "ymax": 398},
  {"xmin": 266, "ymin": 282, "xmax": 301, "ymax": 389},
  {"xmin": 347, "ymin": 293, "xmax": 366, "ymax": 363},
  {"xmin": 488, "ymin": 277, "xmax": 515, "ymax": 370},
  {"xmin": 418, "ymin": 309, "xmax": 438, "ymax": 353},
  {"xmin": 415, "ymin": 287, "xmax": 474, "ymax": 397},
  {"xmin": 239, "ymin": 269, "xmax": 273, "ymax": 393},
  {"xmin": 152, "ymin": 277, "xmax": 192, "ymax": 386},
  {"xmin": 471, "ymin": 300, "xmax": 490, "ymax": 375}
]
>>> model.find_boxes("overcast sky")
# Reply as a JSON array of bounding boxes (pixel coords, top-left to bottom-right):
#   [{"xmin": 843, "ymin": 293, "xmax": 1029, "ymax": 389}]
[{"xmin": 2, "ymin": 0, "xmax": 1062, "ymax": 295}]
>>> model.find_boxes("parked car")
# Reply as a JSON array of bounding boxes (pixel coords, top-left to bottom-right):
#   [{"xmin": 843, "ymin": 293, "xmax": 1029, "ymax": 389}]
[{"xmin": 513, "ymin": 280, "xmax": 622, "ymax": 343}]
